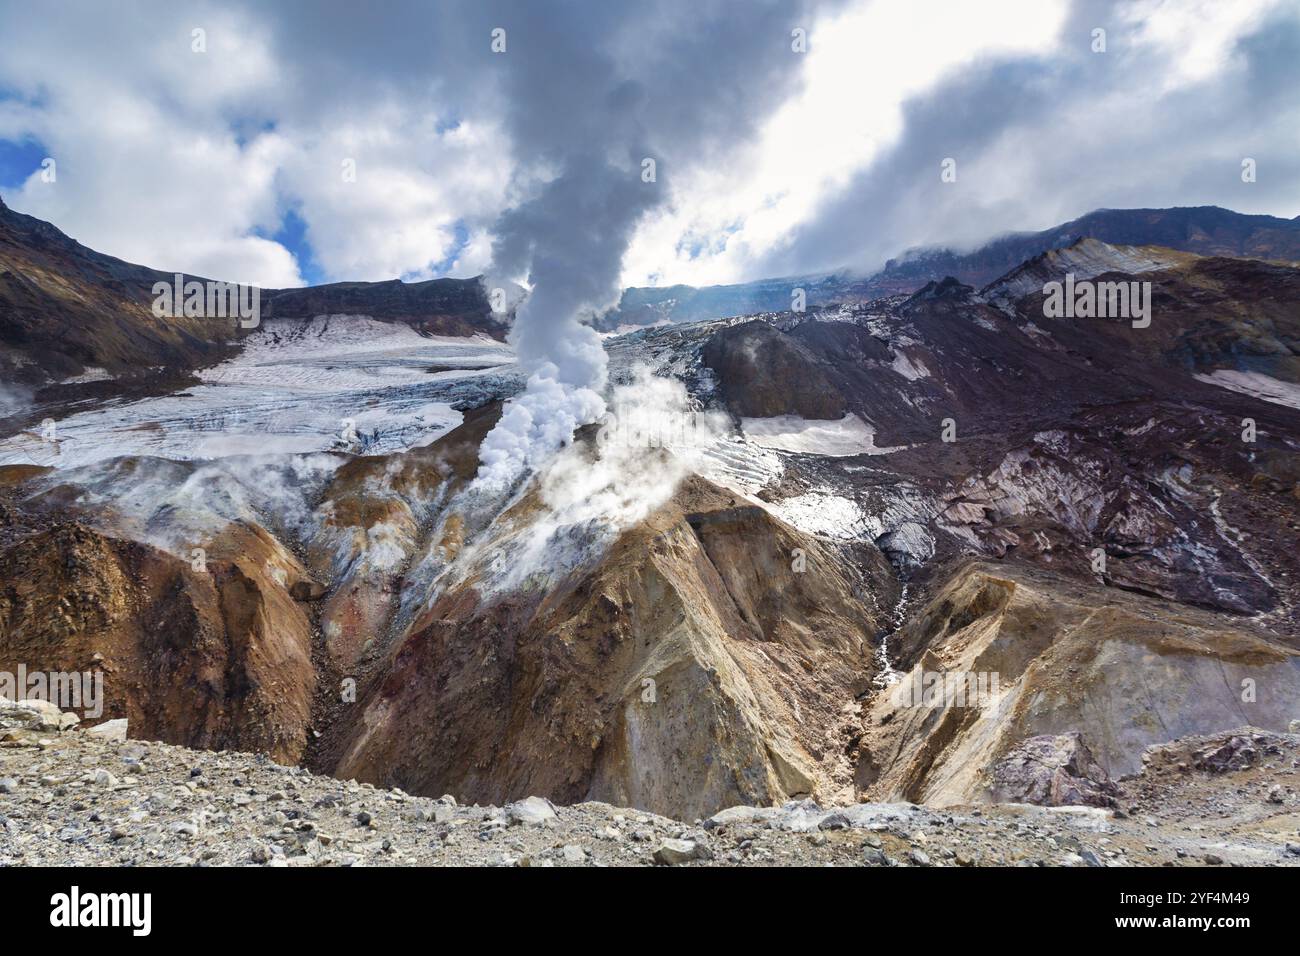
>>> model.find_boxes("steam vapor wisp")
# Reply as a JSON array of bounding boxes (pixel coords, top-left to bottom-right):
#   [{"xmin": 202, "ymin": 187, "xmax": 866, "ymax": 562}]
[{"xmin": 470, "ymin": 0, "xmax": 811, "ymax": 493}]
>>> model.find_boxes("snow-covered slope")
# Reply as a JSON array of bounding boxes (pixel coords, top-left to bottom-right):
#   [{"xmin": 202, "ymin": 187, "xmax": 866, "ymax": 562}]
[{"xmin": 0, "ymin": 315, "xmax": 520, "ymax": 468}]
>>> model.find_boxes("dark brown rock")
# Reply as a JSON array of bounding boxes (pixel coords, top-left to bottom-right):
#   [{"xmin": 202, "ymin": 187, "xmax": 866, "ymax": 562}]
[
  {"xmin": 989, "ymin": 732, "xmax": 1122, "ymax": 808},
  {"xmin": 701, "ymin": 320, "xmax": 845, "ymax": 420}
]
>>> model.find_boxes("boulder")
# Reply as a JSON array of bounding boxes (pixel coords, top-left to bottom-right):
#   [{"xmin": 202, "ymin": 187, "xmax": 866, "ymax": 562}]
[
  {"xmin": 704, "ymin": 805, "xmax": 779, "ymax": 829},
  {"xmin": 505, "ymin": 796, "xmax": 558, "ymax": 827},
  {"xmin": 771, "ymin": 799, "xmax": 830, "ymax": 833},
  {"xmin": 989, "ymin": 733, "xmax": 1121, "ymax": 808},
  {"xmin": 1194, "ymin": 734, "xmax": 1261, "ymax": 774},
  {"xmin": 290, "ymin": 580, "xmax": 327, "ymax": 602},
  {"xmin": 653, "ymin": 839, "xmax": 701, "ymax": 865},
  {"xmin": 0, "ymin": 697, "xmax": 79, "ymax": 732},
  {"xmin": 85, "ymin": 718, "xmax": 128, "ymax": 743}
]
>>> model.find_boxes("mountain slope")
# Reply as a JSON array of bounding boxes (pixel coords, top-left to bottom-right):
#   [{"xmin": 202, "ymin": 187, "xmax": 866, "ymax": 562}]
[
  {"xmin": 859, "ymin": 562, "xmax": 1300, "ymax": 805},
  {"xmin": 868, "ymin": 205, "xmax": 1300, "ymax": 297},
  {"xmin": 0, "ymin": 195, "xmax": 239, "ymax": 386},
  {"xmin": 0, "ymin": 195, "xmax": 507, "ymax": 396}
]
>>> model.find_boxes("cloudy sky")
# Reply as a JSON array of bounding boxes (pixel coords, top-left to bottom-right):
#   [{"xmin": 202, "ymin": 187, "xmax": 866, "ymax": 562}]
[{"xmin": 0, "ymin": 0, "xmax": 1296, "ymax": 292}]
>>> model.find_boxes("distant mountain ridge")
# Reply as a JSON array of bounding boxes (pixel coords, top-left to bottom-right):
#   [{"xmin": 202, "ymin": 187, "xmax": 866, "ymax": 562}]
[
  {"xmin": 5, "ymin": 195, "xmax": 1300, "ymax": 386},
  {"xmin": 599, "ymin": 272, "xmax": 850, "ymax": 329},
  {"xmin": 875, "ymin": 205, "xmax": 1300, "ymax": 292},
  {"xmin": 599, "ymin": 206, "xmax": 1300, "ymax": 328}
]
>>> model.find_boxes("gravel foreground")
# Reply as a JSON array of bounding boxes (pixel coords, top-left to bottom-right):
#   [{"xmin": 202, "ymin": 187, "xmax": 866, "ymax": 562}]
[{"xmin": 3, "ymin": 705, "xmax": 1300, "ymax": 867}]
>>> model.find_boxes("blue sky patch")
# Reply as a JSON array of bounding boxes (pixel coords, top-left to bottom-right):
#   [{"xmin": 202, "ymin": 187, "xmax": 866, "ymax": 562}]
[{"xmin": 0, "ymin": 136, "xmax": 49, "ymax": 191}]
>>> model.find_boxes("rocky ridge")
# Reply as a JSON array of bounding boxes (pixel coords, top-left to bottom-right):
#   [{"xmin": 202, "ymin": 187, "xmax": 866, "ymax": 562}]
[{"xmin": 598, "ymin": 206, "xmax": 1300, "ymax": 329}]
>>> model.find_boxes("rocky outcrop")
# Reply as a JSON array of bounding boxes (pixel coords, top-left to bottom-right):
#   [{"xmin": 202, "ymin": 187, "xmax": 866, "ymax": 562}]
[
  {"xmin": 979, "ymin": 237, "xmax": 1187, "ymax": 303},
  {"xmin": 0, "ymin": 696, "xmax": 80, "ymax": 733},
  {"xmin": 260, "ymin": 281, "xmax": 507, "ymax": 341},
  {"xmin": 1138, "ymin": 727, "xmax": 1295, "ymax": 778},
  {"xmin": 325, "ymin": 475, "xmax": 894, "ymax": 820},
  {"xmin": 1190, "ymin": 733, "xmax": 1270, "ymax": 774},
  {"xmin": 305, "ymin": 403, "xmax": 500, "ymax": 676},
  {"xmin": 855, "ymin": 563, "xmax": 1300, "ymax": 806},
  {"xmin": 988, "ymin": 733, "xmax": 1122, "ymax": 807},
  {"xmin": 0, "ymin": 520, "xmax": 315, "ymax": 763},
  {"xmin": 701, "ymin": 320, "xmax": 846, "ymax": 419}
]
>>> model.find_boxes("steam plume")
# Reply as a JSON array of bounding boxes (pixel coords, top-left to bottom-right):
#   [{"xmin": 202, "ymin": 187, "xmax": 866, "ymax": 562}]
[{"xmin": 473, "ymin": 1, "xmax": 813, "ymax": 489}]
